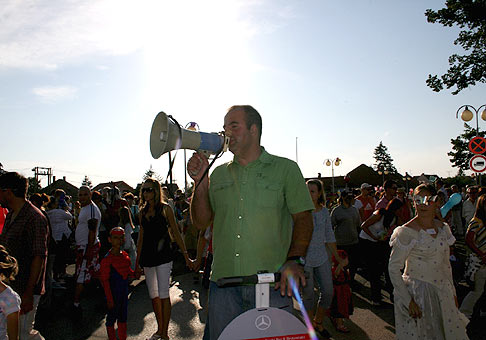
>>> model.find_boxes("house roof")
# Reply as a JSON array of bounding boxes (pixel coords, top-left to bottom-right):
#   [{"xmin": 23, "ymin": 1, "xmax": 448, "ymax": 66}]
[
  {"xmin": 92, "ymin": 181, "xmax": 134, "ymax": 194},
  {"xmin": 41, "ymin": 179, "xmax": 79, "ymax": 200}
]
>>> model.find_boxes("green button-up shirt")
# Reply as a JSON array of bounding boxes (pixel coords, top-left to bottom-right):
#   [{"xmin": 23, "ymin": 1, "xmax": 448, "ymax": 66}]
[{"xmin": 208, "ymin": 148, "xmax": 314, "ymax": 281}]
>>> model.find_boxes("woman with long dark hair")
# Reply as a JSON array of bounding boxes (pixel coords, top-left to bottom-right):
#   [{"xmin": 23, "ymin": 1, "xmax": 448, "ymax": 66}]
[
  {"xmin": 134, "ymin": 178, "xmax": 192, "ymax": 340},
  {"xmin": 360, "ymin": 198, "xmax": 403, "ymax": 305},
  {"xmin": 388, "ymin": 184, "xmax": 468, "ymax": 339}
]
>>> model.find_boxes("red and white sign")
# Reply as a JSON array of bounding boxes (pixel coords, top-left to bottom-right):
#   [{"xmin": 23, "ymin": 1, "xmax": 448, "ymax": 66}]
[
  {"xmin": 469, "ymin": 155, "xmax": 486, "ymax": 173},
  {"xmin": 468, "ymin": 136, "xmax": 486, "ymax": 154}
]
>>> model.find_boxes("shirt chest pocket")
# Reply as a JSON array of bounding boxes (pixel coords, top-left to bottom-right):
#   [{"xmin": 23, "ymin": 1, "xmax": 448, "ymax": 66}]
[
  {"xmin": 255, "ymin": 181, "xmax": 283, "ymax": 208},
  {"xmin": 211, "ymin": 181, "xmax": 234, "ymax": 208}
]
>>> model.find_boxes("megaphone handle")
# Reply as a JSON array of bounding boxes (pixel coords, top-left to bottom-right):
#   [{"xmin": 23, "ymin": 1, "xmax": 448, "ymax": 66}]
[
  {"xmin": 223, "ymin": 135, "xmax": 230, "ymax": 152},
  {"xmin": 193, "ymin": 149, "xmax": 224, "ymax": 193}
]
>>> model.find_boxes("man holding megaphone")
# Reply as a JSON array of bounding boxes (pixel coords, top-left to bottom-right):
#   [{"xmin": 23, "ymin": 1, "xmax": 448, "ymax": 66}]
[{"xmin": 187, "ymin": 105, "xmax": 315, "ymax": 340}]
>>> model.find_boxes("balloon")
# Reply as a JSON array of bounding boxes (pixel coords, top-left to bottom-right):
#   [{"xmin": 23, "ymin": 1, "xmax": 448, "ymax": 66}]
[{"xmin": 440, "ymin": 193, "xmax": 462, "ymax": 218}]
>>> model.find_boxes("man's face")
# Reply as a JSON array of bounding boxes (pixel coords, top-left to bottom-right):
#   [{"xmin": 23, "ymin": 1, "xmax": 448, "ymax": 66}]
[
  {"xmin": 78, "ymin": 189, "xmax": 91, "ymax": 206},
  {"xmin": 468, "ymin": 188, "xmax": 478, "ymax": 200},
  {"xmin": 386, "ymin": 184, "xmax": 398, "ymax": 197},
  {"xmin": 224, "ymin": 108, "xmax": 254, "ymax": 156}
]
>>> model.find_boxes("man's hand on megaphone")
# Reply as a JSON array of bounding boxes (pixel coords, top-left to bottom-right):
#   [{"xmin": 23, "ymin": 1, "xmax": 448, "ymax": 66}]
[{"xmin": 187, "ymin": 152, "xmax": 209, "ymax": 182}]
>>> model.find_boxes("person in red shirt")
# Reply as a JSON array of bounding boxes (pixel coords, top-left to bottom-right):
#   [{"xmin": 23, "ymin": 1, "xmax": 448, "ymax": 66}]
[
  {"xmin": 99, "ymin": 227, "xmax": 134, "ymax": 340},
  {"xmin": 0, "ymin": 206, "xmax": 8, "ymax": 234},
  {"xmin": 355, "ymin": 183, "xmax": 376, "ymax": 222}
]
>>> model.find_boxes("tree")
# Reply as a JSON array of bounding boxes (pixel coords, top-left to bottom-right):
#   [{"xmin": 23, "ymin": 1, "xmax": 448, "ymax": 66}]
[
  {"xmin": 425, "ymin": 1, "xmax": 486, "ymax": 94},
  {"xmin": 81, "ymin": 175, "xmax": 93, "ymax": 189},
  {"xmin": 143, "ymin": 165, "xmax": 163, "ymax": 183},
  {"xmin": 373, "ymin": 141, "xmax": 397, "ymax": 173},
  {"xmin": 27, "ymin": 177, "xmax": 41, "ymax": 196},
  {"xmin": 448, "ymin": 123, "xmax": 486, "ymax": 171}
]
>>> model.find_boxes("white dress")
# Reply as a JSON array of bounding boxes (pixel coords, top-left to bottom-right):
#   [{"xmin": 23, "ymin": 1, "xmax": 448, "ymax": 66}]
[{"xmin": 388, "ymin": 224, "xmax": 469, "ymax": 340}]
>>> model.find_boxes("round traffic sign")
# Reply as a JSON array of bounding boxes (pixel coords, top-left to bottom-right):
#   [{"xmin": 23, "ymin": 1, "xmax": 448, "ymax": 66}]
[
  {"xmin": 469, "ymin": 155, "xmax": 486, "ymax": 173},
  {"xmin": 468, "ymin": 136, "xmax": 486, "ymax": 154}
]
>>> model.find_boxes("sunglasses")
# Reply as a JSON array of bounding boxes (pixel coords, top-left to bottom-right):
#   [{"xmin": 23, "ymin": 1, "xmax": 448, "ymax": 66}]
[
  {"xmin": 413, "ymin": 194, "xmax": 437, "ymax": 205},
  {"xmin": 142, "ymin": 187, "xmax": 154, "ymax": 193}
]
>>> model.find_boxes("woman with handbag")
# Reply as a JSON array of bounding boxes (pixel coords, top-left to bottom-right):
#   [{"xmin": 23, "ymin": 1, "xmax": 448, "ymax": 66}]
[{"xmin": 134, "ymin": 178, "xmax": 193, "ymax": 340}]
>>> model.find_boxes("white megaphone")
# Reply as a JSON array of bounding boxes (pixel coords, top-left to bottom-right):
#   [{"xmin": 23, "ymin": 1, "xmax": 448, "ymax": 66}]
[{"xmin": 150, "ymin": 111, "xmax": 229, "ymax": 159}]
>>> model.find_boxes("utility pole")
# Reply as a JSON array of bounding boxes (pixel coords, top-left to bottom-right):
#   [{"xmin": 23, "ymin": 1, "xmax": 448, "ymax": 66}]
[{"xmin": 31, "ymin": 167, "xmax": 53, "ymax": 185}]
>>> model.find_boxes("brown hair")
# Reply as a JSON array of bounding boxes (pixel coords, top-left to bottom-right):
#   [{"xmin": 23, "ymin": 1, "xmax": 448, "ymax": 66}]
[
  {"xmin": 91, "ymin": 191, "xmax": 102, "ymax": 202},
  {"xmin": 306, "ymin": 179, "xmax": 326, "ymax": 206},
  {"xmin": 0, "ymin": 172, "xmax": 28, "ymax": 198},
  {"xmin": 0, "ymin": 245, "xmax": 18, "ymax": 281},
  {"xmin": 413, "ymin": 183, "xmax": 437, "ymax": 196},
  {"xmin": 123, "ymin": 192, "xmax": 135, "ymax": 200},
  {"xmin": 474, "ymin": 194, "xmax": 486, "ymax": 223},
  {"xmin": 140, "ymin": 178, "xmax": 165, "ymax": 213}
]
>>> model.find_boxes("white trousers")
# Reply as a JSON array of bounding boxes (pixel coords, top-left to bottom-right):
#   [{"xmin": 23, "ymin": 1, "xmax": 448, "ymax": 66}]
[
  {"xmin": 20, "ymin": 295, "xmax": 44, "ymax": 340},
  {"xmin": 144, "ymin": 261, "xmax": 172, "ymax": 299},
  {"xmin": 460, "ymin": 265, "xmax": 486, "ymax": 319}
]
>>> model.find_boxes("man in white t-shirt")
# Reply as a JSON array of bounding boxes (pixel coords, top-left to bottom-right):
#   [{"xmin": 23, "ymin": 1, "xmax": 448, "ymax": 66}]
[
  {"xmin": 462, "ymin": 185, "xmax": 479, "ymax": 229},
  {"xmin": 72, "ymin": 186, "xmax": 101, "ymax": 320}
]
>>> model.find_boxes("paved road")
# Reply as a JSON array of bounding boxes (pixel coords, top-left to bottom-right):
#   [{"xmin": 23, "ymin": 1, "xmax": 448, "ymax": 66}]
[{"xmin": 34, "ymin": 269, "xmax": 483, "ymax": 340}]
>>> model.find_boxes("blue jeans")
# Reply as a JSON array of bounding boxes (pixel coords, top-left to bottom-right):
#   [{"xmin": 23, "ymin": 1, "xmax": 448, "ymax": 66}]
[
  {"xmin": 204, "ymin": 281, "xmax": 293, "ymax": 340},
  {"xmin": 303, "ymin": 261, "xmax": 333, "ymax": 311}
]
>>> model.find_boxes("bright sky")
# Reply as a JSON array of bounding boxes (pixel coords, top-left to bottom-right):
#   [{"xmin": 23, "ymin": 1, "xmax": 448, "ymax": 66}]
[{"xmin": 1, "ymin": 0, "xmax": 485, "ymax": 190}]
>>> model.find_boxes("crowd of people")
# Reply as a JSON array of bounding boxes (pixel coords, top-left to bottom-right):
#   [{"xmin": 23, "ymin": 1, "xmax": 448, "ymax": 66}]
[{"xmin": 0, "ymin": 105, "xmax": 484, "ymax": 340}]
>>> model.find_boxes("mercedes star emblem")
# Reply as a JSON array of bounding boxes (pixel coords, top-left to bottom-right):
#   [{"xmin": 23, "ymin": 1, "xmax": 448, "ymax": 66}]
[{"xmin": 255, "ymin": 314, "xmax": 271, "ymax": 331}]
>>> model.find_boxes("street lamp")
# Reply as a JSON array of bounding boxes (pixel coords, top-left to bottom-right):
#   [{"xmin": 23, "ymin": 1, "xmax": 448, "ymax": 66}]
[
  {"xmin": 456, "ymin": 104, "xmax": 486, "ymax": 135},
  {"xmin": 377, "ymin": 168, "xmax": 389, "ymax": 186},
  {"xmin": 324, "ymin": 157, "xmax": 341, "ymax": 193},
  {"xmin": 456, "ymin": 105, "xmax": 486, "ymax": 186}
]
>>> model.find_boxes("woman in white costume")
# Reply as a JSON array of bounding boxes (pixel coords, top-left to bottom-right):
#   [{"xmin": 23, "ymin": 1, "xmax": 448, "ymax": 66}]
[{"xmin": 388, "ymin": 184, "xmax": 469, "ymax": 339}]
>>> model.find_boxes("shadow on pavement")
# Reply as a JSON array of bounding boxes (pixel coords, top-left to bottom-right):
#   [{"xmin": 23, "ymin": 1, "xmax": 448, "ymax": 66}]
[{"xmin": 35, "ymin": 278, "xmax": 109, "ymax": 340}]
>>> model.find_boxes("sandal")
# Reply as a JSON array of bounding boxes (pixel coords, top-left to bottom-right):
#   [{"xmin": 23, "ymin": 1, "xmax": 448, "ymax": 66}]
[
  {"xmin": 312, "ymin": 321, "xmax": 331, "ymax": 339},
  {"xmin": 146, "ymin": 334, "xmax": 162, "ymax": 340},
  {"xmin": 330, "ymin": 317, "xmax": 350, "ymax": 333}
]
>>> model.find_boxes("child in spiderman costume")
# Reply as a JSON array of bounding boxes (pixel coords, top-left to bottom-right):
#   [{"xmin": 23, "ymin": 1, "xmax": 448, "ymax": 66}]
[{"xmin": 99, "ymin": 227, "xmax": 134, "ymax": 340}]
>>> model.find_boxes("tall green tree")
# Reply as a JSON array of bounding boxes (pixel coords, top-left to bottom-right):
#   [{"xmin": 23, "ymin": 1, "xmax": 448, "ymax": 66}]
[
  {"xmin": 81, "ymin": 175, "xmax": 93, "ymax": 189},
  {"xmin": 143, "ymin": 165, "xmax": 163, "ymax": 183},
  {"xmin": 373, "ymin": 141, "xmax": 397, "ymax": 173},
  {"xmin": 448, "ymin": 123, "xmax": 486, "ymax": 172},
  {"xmin": 27, "ymin": 177, "xmax": 41, "ymax": 196},
  {"xmin": 425, "ymin": 0, "xmax": 486, "ymax": 94}
]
